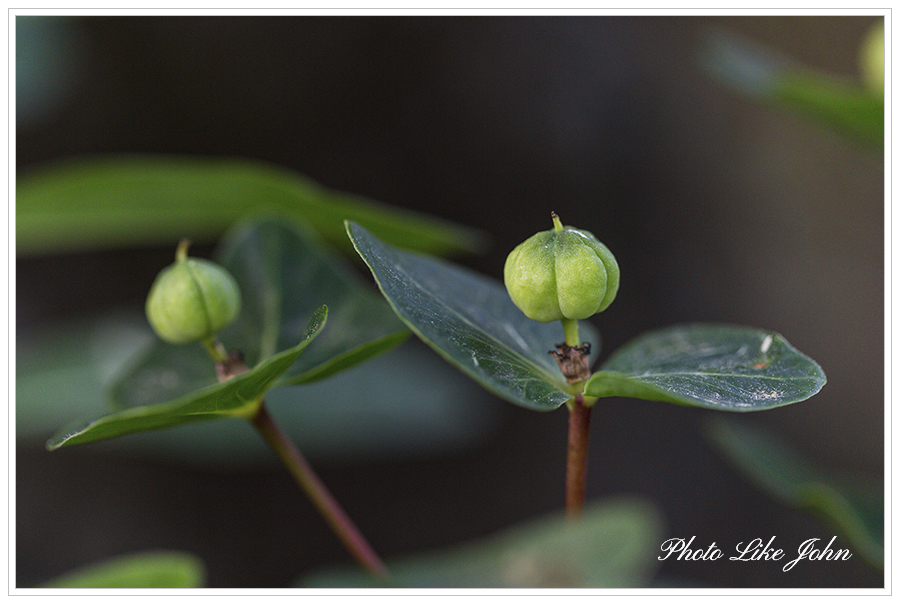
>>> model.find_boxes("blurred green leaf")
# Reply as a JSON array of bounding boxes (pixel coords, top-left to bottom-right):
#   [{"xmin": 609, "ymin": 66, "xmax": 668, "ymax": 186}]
[
  {"xmin": 46, "ymin": 307, "xmax": 326, "ymax": 449},
  {"xmin": 217, "ymin": 216, "xmax": 409, "ymax": 384},
  {"xmin": 705, "ymin": 418, "xmax": 883, "ymax": 568},
  {"xmin": 16, "ymin": 16, "xmax": 83, "ymax": 128},
  {"xmin": 701, "ymin": 29, "xmax": 883, "ymax": 148},
  {"xmin": 38, "ymin": 551, "xmax": 205, "ymax": 588},
  {"xmin": 17, "ymin": 314, "xmax": 154, "ymax": 440},
  {"xmin": 16, "ymin": 155, "xmax": 487, "ymax": 257},
  {"xmin": 18, "ymin": 317, "xmax": 498, "ymax": 465},
  {"xmin": 112, "ymin": 216, "xmax": 409, "ymax": 409},
  {"xmin": 585, "ymin": 324, "xmax": 826, "ymax": 411},
  {"xmin": 774, "ymin": 72, "xmax": 883, "ymax": 148},
  {"xmin": 347, "ymin": 221, "xmax": 600, "ymax": 412},
  {"xmin": 301, "ymin": 497, "xmax": 664, "ymax": 588}
]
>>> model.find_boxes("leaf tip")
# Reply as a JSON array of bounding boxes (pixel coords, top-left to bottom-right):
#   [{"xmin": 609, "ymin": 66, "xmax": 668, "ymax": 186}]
[
  {"xmin": 301, "ymin": 305, "xmax": 329, "ymax": 345},
  {"xmin": 344, "ymin": 220, "xmax": 364, "ymax": 241},
  {"xmin": 45, "ymin": 432, "xmax": 68, "ymax": 451}
]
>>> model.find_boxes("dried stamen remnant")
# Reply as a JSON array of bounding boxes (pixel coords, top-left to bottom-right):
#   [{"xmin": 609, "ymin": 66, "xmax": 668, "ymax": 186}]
[
  {"xmin": 216, "ymin": 349, "xmax": 249, "ymax": 382},
  {"xmin": 550, "ymin": 342, "xmax": 592, "ymax": 384}
]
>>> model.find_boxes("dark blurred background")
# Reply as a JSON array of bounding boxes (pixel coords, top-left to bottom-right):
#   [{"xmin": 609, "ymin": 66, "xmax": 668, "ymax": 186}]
[{"xmin": 16, "ymin": 15, "xmax": 884, "ymax": 588}]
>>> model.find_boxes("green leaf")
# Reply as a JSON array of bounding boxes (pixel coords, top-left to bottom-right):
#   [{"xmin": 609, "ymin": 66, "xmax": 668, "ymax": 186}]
[
  {"xmin": 46, "ymin": 307, "xmax": 326, "ymax": 449},
  {"xmin": 18, "ymin": 317, "xmax": 498, "ymax": 464},
  {"xmin": 17, "ymin": 315, "xmax": 154, "ymax": 440},
  {"xmin": 700, "ymin": 29, "xmax": 883, "ymax": 148},
  {"xmin": 38, "ymin": 551, "xmax": 205, "ymax": 589},
  {"xmin": 705, "ymin": 418, "xmax": 883, "ymax": 568},
  {"xmin": 112, "ymin": 217, "xmax": 408, "ymax": 409},
  {"xmin": 217, "ymin": 216, "xmax": 409, "ymax": 383},
  {"xmin": 585, "ymin": 324, "xmax": 825, "ymax": 411},
  {"xmin": 17, "ymin": 155, "xmax": 487, "ymax": 257},
  {"xmin": 300, "ymin": 497, "xmax": 664, "ymax": 588},
  {"xmin": 774, "ymin": 72, "xmax": 883, "ymax": 149},
  {"xmin": 346, "ymin": 221, "xmax": 600, "ymax": 411}
]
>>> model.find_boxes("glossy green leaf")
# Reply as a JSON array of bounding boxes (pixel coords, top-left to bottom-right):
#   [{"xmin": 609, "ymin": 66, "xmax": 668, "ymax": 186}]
[
  {"xmin": 585, "ymin": 324, "xmax": 825, "ymax": 411},
  {"xmin": 112, "ymin": 217, "xmax": 408, "ymax": 409},
  {"xmin": 17, "ymin": 155, "xmax": 487, "ymax": 257},
  {"xmin": 301, "ymin": 497, "xmax": 663, "ymax": 588},
  {"xmin": 347, "ymin": 221, "xmax": 600, "ymax": 411},
  {"xmin": 705, "ymin": 418, "xmax": 883, "ymax": 567},
  {"xmin": 46, "ymin": 307, "xmax": 326, "ymax": 449},
  {"xmin": 38, "ymin": 551, "xmax": 205, "ymax": 589},
  {"xmin": 701, "ymin": 29, "xmax": 883, "ymax": 149}
]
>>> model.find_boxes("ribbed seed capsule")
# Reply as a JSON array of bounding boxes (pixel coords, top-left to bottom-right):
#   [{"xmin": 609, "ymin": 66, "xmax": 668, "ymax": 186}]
[
  {"xmin": 145, "ymin": 240, "xmax": 242, "ymax": 345},
  {"xmin": 504, "ymin": 213, "xmax": 619, "ymax": 323}
]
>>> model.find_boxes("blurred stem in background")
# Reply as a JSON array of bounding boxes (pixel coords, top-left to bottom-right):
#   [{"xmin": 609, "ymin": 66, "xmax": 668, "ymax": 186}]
[{"xmin": 700, "ymin": 22, "xmax": 884, "ymax": 150}]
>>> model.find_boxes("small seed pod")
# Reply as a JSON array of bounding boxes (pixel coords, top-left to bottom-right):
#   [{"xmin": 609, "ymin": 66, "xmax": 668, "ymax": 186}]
[
  {"xmin": 146, "ymin": 239, "xmax": 242, "ymax": 344},
  {"xmin": 859, "ymin": 21, "xmax": 884, "ymax": 94},
  {"xmin": 504, "ymin": 213, "xmax": 619, "ymax": 323}
]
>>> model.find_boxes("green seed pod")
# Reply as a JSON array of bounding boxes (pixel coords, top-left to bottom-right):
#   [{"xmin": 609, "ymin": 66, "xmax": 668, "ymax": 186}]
[
  {"xmin": 859, "ymin": 21, "xmax": 884, "ymax": 94},
  {"xmin": 146, "ymin": 240, "xmax": 242, "ymax": 345},
  {"xmin": 504, "ymin": 213, "xmax": 619, "ymax": 323}
]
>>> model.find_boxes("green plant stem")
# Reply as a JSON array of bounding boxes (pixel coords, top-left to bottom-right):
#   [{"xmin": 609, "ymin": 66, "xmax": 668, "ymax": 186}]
[
  {"xmin": 249, "ymin": 403, "xmax": 390, "ymax": 579},
  {"xmin": 566, "ymin": 393, "xmax": 592, "ymax": 520},
  {"xmin": 561, "ymin": 318, "xmax": 580, "ymax": 347},
  {"xmin": 202, "ymin": 337, "xmax": 228, "ymax": 363}
]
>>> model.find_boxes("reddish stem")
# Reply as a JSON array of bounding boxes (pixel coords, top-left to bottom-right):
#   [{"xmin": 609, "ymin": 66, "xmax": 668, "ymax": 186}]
[
  {"xmin": 566, "ymin": 394, "xmax": 592, "ymax": 519},
  {"xmin": 250, "ymin": 403, "xmax": 389, "ymax": 579}
]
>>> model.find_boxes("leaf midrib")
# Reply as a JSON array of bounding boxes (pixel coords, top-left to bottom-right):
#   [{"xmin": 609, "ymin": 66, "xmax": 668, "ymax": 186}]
[{"xmin": 612, "ymin": 370, "xmax": 814, "ymax": 382}]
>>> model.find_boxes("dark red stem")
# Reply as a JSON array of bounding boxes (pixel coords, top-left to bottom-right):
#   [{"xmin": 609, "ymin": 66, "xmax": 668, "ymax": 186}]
[
  {"xmin": 566, "ymin": 394, "xmax": 592, "ymax": 519},
  {"xmin": 250, "ymin": 403, "xmax": 389, "ymax": 578}
]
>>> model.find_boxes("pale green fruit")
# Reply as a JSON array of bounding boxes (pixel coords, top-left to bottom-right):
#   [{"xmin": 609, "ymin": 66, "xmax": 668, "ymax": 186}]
[
  {"xmin": 504, "ymin": 214, "xmax": 619, "ymax": 322},
  {"xmin": 146, "ymin": 242, "xmax": 241, "ymax": 344},
  {"xmin": 859, "ymin": 21, "xmax": 884, "ymax": 94}
]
